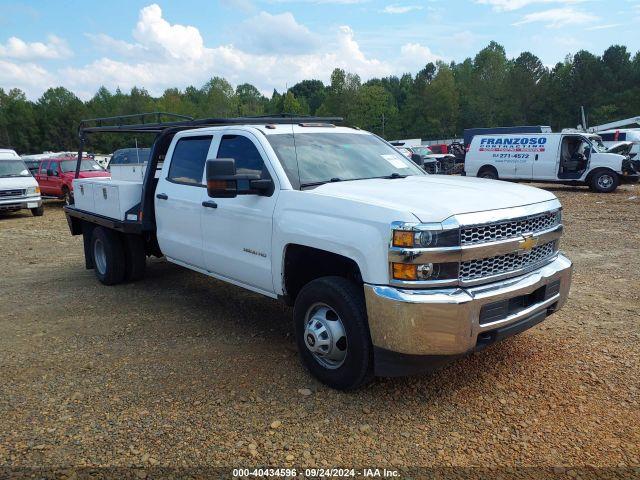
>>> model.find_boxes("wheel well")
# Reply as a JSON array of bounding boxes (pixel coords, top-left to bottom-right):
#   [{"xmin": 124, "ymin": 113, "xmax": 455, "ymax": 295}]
[
  {"xmin": 586, "ymin": 167, "xmax": 617, "ymax": 183},
  {"xmin": 478, "ymin": 165, "xmax": 498, "ymax": 175},
  {"xmin": 283, "ymin": 244, "xmax": 363, "ymax": 305}
]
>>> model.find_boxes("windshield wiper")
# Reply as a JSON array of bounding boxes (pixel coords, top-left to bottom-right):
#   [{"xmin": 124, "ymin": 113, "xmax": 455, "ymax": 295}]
[
  {"xmin": 300, "ymin": 177, "xmax": 342, "ymax": 188},
  {"xmin": 381, "ymin": 173, "xmax": 407, "ymax": 179}
]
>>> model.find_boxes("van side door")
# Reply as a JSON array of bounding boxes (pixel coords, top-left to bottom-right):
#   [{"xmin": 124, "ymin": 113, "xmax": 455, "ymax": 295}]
[
  {"xmin": 531, "ymin": 136, "xmax": 558, "ymax": 180},
  {"xmin": 155, "ymin": 134, "xmax": 214, "ymax": 268},
  {"xmin": 201, "ymin": 131, "xmax": 279, "ymax": 295}
]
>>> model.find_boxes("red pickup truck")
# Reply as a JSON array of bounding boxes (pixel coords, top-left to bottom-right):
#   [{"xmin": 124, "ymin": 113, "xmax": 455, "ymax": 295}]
[{"xmin": 35, "ymin": 156, "xmax": 110, "ymax": 204}]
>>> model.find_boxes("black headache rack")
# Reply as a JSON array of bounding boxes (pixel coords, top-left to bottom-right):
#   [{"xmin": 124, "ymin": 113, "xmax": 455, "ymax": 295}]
[{"xmin": 65, "ymin": 112, "xmax": 344, "ymax": 235}]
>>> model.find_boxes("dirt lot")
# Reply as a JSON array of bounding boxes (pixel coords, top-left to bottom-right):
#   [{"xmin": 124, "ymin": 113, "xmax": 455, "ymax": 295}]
[{"xmin": 1, "ymin": 183, "xmax": 639, "ymax": 474}]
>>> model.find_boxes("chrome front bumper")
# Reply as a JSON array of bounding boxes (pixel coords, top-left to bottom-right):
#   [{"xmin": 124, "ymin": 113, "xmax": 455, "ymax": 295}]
[
  {"xmin": 0, "ymin": 196, "xmax": 42, "ymax": 210},
  {"xmin": 365, "ymin": 254, "xmax": 572, "ymax": 359}
]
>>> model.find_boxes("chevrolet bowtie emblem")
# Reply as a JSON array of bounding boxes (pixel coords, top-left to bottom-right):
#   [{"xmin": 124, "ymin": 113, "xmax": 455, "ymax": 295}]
[{"xmin": 518, "ymin": 234, "xmax": 538, "ymax": 252}]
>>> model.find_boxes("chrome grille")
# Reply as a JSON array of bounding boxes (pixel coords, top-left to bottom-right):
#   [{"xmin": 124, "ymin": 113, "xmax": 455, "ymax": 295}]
[
  {"xmin": 0, "ymin": 189, "xmax": 25, "ymax": 198},
  {"xmin": 461, "ymin": 210, "xmax": 560, "ymax": 246},
  {"xmin": 460, "ymin": 242, "xmax": 556, "ymax": 282}
]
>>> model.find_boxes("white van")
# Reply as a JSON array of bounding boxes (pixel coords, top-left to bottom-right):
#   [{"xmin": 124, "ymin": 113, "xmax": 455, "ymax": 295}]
[
  {"xmin": 465, "ymin": 132, "xmax": 640, "ymax": 193},
  {"xmin": 0, "ymin": 149, "xmax": 43, "ymax": 216}
]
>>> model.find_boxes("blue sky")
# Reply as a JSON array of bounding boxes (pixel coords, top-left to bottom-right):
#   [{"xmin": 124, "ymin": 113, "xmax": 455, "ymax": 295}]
[{"xmin": 1, "ymin": 0, "xmax": 638, "ymax": 99}]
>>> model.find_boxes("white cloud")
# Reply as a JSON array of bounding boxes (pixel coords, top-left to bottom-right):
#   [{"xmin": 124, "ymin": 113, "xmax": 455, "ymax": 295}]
[
  {"xmin": 0, "ymin": 35, "xmax": 72, "ymax": 60},
  {"xmin": 85, "ymin": 33, "xmax": 147, "ymax": 58},
  {"xmin": 585, "ymin": 23, "xmax": 621, "ymax": 31},
  {"xmin": 382, "ymin": 4, "xmax": 423, "ymax": 14},
  {"xmin": 476, "ymin": 0, "xmax": 587, "ymax": 12},
  {"xmin": 397, "ymin": 43, "xmax": 442, "ymax": 71},
  {"xmin": 237, "ymin": 12, "xmax": 320, "ymax": 54},
  {"xmin": 3, "ymin": 3, "xmax": 442, "ymax": 100},
  {"xmin": 0, "ymin": 59, "xmax": 56, "ymax": 97},
  {"xmin": 513, "ymin": 7, "xmax": 597, "ymax": 28},
  {"xmin": 132, "ymin": 4, "xmax": 206, "ymax": 61}
]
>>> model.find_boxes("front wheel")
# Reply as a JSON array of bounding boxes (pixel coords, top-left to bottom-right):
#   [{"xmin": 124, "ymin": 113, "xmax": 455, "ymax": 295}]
[
  {"xmin": 589, "ymin": 170, "xmax": 619, "ymax": 193},
  {"xmin": 293, "ymin": 276, "xmax": 373, "ymax": 390},
  {"xmin": 30, "ymin": 206, "xmax": 44, "ymax": 217}
]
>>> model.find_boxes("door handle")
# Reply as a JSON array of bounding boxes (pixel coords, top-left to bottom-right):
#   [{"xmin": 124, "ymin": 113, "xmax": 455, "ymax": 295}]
[
  {"xmin": 202, "ymin": 200, "xmax": 218, "ymax": 209},
  {"xmin": 535, "ymin": 154, "xmax": 539, "ymax": 161},
  {"xmin": 156, "ymin": 193, "xmax": 168, "ymax": 200}
]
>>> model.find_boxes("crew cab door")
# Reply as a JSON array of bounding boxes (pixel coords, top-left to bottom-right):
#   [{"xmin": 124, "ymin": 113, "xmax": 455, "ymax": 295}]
[
  {"xmin": 36, "ymin": 161, "xmax": 50, "ymax": 195},
  {"xmin": 155, "ymin": 134, "xmax": 214, "ymax": 268},
  {"xmin": 201, "ymin": 131, "xmax": 278, "ymax": 294}
]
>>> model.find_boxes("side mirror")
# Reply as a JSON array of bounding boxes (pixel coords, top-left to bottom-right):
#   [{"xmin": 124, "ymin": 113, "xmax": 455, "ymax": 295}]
[
  {"xmin": 206, "ymin": 158, "xmax": 239, "ymax": 198},
  {"xmin": 206, "ymin": 158, "xmax": 274, "ymax": 198},
  {"xmin": 411, "ymin": 153, "xmax": 424, "ymax": 167}
]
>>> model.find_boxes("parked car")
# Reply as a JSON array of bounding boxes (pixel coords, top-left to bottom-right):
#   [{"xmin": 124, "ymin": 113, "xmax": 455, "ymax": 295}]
[
  {"xmin": 108, "ymin": 148, "xmax": 152, "ymax": 181},
  {"xmin": 0, "ymin": 149, "xmax": 43, "ymax": 216},
  {"xmin": 35, "ymin": 156, "xmax": 110, "ymax": 204},
  {"xmin": 465, "ymin": 132, "xmax": 640, "ymax": 193},
  {"xmin": 410, "ymin": 146, "xmax": 456, "ymax": 174},
  {"xmin": 65, "ymin": 115, "xmax": 573, "ymax": 390}
]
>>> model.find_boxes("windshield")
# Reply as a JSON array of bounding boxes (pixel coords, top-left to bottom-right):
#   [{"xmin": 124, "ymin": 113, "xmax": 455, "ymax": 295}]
[
  {"xmin": 0, "ymin": 160, "xmax": 31, "ymax": 178},
  {"xmin": 266, "ymin": 133, "xmax": 424, "ymax": 188},
  {"xmin": 60, "ymin": 160, "xmax": 104, "ymax": 173},
  {"xmin": 588, "ymin": 136, "xmax": 609, "ymax": 153}
]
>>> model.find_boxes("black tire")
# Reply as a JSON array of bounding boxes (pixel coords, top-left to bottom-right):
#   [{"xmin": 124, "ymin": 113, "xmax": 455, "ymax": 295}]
[
  {"xmin": 30, "ymin": 206, "xmax": 44, "ymax": 217},
  {"xmin": 478, "ymin": 166, "xmax": 499, "ymax": 180},
  {"xmin": 91, "ymin": 227, "xmax": 126, "ymax": 285},
  {"xmin": 589, "ymin": 169, "xmax": 619, "ymax": 193},
  {"xmin": 293, "ymin": 276, "xmax": 373, "ymax": 390},
  {"xmin": 122, "ymin": 234, "xmax": 146, "ymax": 282},
  {"xmin": 63, "ymin": 187, "xmax": 73, "ymax": 205}
]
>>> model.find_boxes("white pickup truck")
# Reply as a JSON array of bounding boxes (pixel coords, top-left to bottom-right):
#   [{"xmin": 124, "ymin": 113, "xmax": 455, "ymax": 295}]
[{"xmin": 64, "ymin": 115, "xmax": 573, "ymax": 390}]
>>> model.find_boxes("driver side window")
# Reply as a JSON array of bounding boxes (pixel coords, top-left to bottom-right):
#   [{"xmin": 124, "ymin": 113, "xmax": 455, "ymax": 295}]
[{"xmin": 216, "ymin": 135, "xmax": 267, "ymax": 177}]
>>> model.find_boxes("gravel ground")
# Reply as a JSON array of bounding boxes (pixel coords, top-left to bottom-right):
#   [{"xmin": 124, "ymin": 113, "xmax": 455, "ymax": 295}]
[{"xmin": 0, "ymin": 183, "xmax": 639, "ymax": 475}]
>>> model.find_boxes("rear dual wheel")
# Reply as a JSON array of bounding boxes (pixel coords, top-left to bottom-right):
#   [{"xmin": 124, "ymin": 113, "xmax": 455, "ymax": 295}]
[{"xmin": 91, "ymin": 227, "xmax": 146, "ymax": 285}]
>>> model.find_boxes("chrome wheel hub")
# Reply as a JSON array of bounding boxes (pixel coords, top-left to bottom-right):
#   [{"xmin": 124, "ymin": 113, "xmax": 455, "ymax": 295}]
[
  {"xmin": 94, "ymin": 238, "xmax": 107, "ymax": 275},
  {"xmin": 597, "ymin": 174, "xmax": 614, "ymax": 189},
  {"xmin": 303, "ymin": 303, "xmax": 347, "ymax": 369}
]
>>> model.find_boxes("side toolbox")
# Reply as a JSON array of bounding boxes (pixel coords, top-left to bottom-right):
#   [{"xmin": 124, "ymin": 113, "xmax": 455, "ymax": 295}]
[{"xmin": 73, "ymin": 178, "xmax": 142, "ymax": 220}]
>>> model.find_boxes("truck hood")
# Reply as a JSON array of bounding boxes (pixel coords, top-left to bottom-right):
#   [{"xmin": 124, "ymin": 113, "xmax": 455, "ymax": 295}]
[
  {"xmin": 607, "ymin": 141, "xmax": 633, "ymax": 156},
  {"xmin": 308, "ymin": 175, "xmax": 557, "ymax": 223},
  {"xmin": 0, "ymin": 176, "xmax": 38, "ymax": 190}
]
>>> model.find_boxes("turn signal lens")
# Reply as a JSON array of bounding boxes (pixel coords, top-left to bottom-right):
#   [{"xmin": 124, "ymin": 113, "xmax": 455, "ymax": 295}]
[
  {"xmin": 392, "ymin": 263, "xmax": 418, "ymax": 280},
  {"xmin": 393, "ymin": 230, "xmax": 414, "ymax": 248},
  {"xmin": 35, "ymin": 186, "xmax": 40, "ymax": 193}
]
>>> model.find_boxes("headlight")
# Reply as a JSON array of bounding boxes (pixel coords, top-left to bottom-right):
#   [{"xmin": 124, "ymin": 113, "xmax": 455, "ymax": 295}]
[
  {"xmin": 26, "ymin": 186, "xmax": 40, "ymax": 195},
  {"xmin": 392, "ymin": 224, "xmax": 459, "ymax": 248}
]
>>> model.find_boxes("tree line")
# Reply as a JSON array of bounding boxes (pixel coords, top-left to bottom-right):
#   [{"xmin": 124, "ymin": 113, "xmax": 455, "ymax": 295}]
[{"xmin": 1, "ymin": 41, "xmax": 639, "ymax": 154}]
